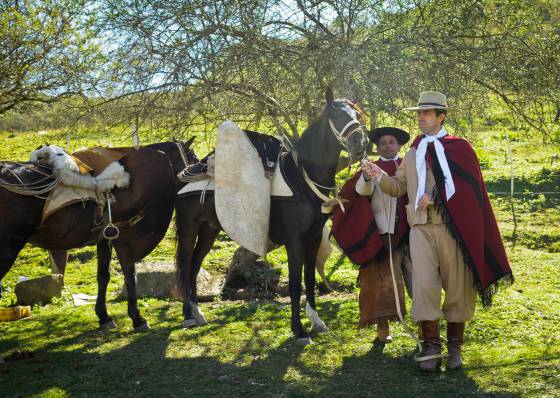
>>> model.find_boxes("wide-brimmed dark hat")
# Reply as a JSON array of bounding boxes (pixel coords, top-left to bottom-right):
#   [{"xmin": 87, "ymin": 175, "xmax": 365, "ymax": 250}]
[{"xmin": 369, "ymin": 127, "xmax": 410, "ymax": 145}]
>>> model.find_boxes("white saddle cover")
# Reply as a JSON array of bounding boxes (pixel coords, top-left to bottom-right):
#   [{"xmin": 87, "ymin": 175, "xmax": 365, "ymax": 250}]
[
  {"xmin": 176, "ymin": 161, "xmax": 292, "ymax": 197},
  {"xmin": 214, "ymin": 121, "xmax": 270, "ymax": 256}
]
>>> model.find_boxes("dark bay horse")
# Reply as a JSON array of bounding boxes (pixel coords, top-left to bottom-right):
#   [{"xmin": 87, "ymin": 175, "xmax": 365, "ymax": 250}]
[
  {"xmin": 47, "ymin": 138, "xmax": 198, "ymax": 275},
  {"xmin": 0, "ymin": 146, "xmax": 178, "ymax": 330},
  {"xmin": 45, "ymin": 139, "xmax": 200, "ymax": 330},
  {"xmin": 175, "ymin": 88, "xmax": 369, "ymax": 342}
]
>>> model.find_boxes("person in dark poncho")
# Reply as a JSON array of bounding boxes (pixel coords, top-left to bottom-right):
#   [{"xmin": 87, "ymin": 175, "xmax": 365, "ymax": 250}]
[
  {"xmin": 362, "ymin": 91, "xmax": 513, "ymax": 372},
  {"xmin": 332, "ymin": 127, "xmax": 412, "ymax": 343}
]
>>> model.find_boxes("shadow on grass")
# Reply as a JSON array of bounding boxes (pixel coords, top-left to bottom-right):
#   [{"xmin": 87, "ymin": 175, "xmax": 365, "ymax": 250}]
[
  {"xmin": 0, "ymin": 313, "xmax": 305, "ymax": 397},
  {"xmin": 1, "ymin": 299, "xmax": 545, "ymax": 397},
  {"xmin": 309, "ymin": 342, "xmax": 520, "ymax": 397}
]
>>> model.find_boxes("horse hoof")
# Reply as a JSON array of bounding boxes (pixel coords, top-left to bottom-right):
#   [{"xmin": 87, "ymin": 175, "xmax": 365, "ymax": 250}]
[
  {"xmin": 183, "ymin": 319, "xmax": 198, "ymax": 329},
  {"xmin": 100, "ymin": 320, "xmax": 118, "ymax": 330},
  {"xmin": 134, "ymin": 322, "xmax": 150, "ymax": 332},
  {"xmin": 312, "ymin": 324, "xmax": 329, "ymax": 334},
  {"xmin": 296, "ymin": 337, "xmax": 313, "ymax": 346},
  {"xmin": 196, "ymin": 318, "xmax": 209, "ymax": 326}
]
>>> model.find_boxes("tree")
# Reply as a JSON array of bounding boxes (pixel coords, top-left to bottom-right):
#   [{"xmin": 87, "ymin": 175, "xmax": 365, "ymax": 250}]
[{"xmin": 0, "ymin": 0, "xmax": 104, "ymax": 114}]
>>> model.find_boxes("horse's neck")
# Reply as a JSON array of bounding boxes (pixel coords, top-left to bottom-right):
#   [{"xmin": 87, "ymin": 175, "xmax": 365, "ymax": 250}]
[
  {"xmin": 150, "ymin": 142, "xmax": 184, "ymax": 174},
  {"xmin": 295, "ymin": 119, "xmax": 341, "ymax": 189}
]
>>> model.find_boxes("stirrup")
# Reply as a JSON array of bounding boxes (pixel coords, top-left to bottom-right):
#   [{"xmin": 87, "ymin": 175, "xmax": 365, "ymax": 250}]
[
  {"xmin": 103, "ymin": 223, "xmax": 119, "ymax": 240},
  {"xmin": 102, "ymin": 192, "xmax": 119, "ymax": 240}
]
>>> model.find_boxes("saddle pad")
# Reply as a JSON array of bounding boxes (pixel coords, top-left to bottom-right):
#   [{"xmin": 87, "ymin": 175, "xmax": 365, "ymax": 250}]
[
  {"xmin": 42, "ymin": 184, "xmax": 97, "ymax": 222},
  {"xmin": 176, "ymin": 163, "xmax": 293, "ymax": 197},
  {"xmin": 214, "ymin": 120, "xmax": 270, "ymax": 257},
  {"xmin": 72, "ymin": 147, "xmax": 125, "ymax": 177},
  {"xmin": 243, "ymin": 130, "xmax": 282, "ymax": 176}
]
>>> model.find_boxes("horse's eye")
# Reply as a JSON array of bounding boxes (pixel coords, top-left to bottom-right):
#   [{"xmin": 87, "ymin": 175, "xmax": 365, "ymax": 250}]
[{"xmin": 56, "ymin": 153, "xmax": 64, "ymax": 156}]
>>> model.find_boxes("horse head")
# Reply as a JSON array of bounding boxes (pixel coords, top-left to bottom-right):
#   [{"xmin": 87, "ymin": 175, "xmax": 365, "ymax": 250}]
[
  {"xmin": 178, "ymin": 136, "xmax": 199, "ymax": 165},
  {"xmin": 147, "ymin": 138, "xmax": 199, "ymax": 176},
  {"xmin": 323, "ymin": 87, "xmax": 369, "ymax": 161}
]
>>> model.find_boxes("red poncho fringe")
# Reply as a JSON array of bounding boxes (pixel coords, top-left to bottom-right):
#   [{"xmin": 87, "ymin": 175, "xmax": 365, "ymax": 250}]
[{"xmin": 412, "ymin": 134, "xmax": 514, "ymax": 306}]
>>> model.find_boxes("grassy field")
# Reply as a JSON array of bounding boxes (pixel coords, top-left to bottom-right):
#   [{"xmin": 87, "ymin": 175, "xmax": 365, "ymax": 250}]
[{"xmin": 0, "ymin": 123, "xmax": 559, "ymax": 397}]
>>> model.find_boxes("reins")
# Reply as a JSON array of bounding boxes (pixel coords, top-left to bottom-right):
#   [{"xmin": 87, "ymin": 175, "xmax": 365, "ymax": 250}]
[
  {"xmin": 286, "ymin": 110, "xmax": 366, "ymax": 215},
  {"xmin": 378, "ymin": 159, "xmax": 443, "ymax": 363}
]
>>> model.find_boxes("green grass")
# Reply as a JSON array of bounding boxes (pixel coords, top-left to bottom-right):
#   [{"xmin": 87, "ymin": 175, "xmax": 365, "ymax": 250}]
[{"xmin": 1, "ymin": 126, "xmax": 559, "ymax": 397}]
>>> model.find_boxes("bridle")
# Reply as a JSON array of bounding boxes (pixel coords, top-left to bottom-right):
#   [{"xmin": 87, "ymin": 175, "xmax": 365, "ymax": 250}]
[
  {"xmin": 328, "ymin": 117, "xmax": 365, "ymax": 150},
  {"xmin": 327, "ymin": 101, "xmax": 367, "ymax": 159},
  {"xmin": 297, "ymin": 102, "xmax": 368, "ymax": 213},
  {"xmin": 175, "ymin": 142, "xmax": 191, "ymax": 170}
]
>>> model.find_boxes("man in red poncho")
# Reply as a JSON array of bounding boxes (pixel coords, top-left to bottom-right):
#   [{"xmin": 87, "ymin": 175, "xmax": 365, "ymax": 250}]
[
  {"xmin": 332, "ymin": 127, "xmax": 412, "ymax": 342},
  {"xmin": 363, "ymin": 91, "xmax": 513, "ymax": 371}
]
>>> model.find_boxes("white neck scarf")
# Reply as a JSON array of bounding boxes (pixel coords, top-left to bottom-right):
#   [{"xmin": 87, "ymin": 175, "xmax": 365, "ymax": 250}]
[
  {"xmin": 415, "ymin": 126, "xmax": 455, "ymax": 210},
  {"xmin": 379, "ymin": 154, "xmax": 400, "ymax": 161}
]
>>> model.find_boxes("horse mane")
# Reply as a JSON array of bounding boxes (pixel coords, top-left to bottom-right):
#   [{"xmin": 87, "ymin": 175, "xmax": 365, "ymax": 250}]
[{"xmin": 348, "ymin": 101, "xmax": 368, "ymax": 126}]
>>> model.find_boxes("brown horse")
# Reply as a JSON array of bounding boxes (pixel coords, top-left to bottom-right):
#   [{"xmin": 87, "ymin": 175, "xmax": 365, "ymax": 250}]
[
  {"xmin": 0, "ymin": 146, "xmax": 178, "ymax": 330},
  {"xmin": 174, "ymin": 89, "xmax": 369, "ymax": 342},
  {"xmin": 47, "ymin": 138, "xmax": 198, "ymax": 274}
]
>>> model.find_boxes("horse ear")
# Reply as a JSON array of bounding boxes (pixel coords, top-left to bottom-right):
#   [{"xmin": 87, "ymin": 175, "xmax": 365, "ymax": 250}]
[
  {"xmin": 325, "ymin": 87, "xmax": 334, "ymax": 105},
  {"xmin": 185, "ymin": 136, "xmax": 195, "ymax": 148}
]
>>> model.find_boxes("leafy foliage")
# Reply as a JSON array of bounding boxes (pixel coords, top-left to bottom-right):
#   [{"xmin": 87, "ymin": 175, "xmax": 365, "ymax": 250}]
[{"xmin": 0, "ymin": 0, "xmax": 105, "ymax": 114}]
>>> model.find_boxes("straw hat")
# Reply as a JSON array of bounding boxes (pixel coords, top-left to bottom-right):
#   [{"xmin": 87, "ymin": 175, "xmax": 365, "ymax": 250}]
[
  {"xmin": 369, "ymin": 127, "xmax": 410, "ymax": 146},
  {"xmin": 403, "ymin": 91, "xmax": 456, "ymax": 111}
]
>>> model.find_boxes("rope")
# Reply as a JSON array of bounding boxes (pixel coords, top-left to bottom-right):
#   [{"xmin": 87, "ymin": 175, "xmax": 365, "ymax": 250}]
[
  {"xmin": 376, "ymin": 159, "xmax": 444, "ymax": 363},
  {"xmin": 175, "ymin": 142, "xmax": 189, "ymax": 169},
  {"xmin": 0, "ymin": 162, "xmax": 59, "ymax": 198},
  {"xmin": 301, "ymin": 167, "xmax": 347, "ymax": 214},
  {"xmin": 178, "ymin": 172, "xmax": 212, "ymax": 183}
]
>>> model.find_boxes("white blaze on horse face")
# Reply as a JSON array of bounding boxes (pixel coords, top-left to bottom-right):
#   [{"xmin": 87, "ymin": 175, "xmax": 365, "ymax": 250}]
[
  {"xmin": 305, "ymin": 301, "xmax": 328, "ymax": 333},
  {"xmin": 335, "ymin": 102, "xmax": 368, "ymax": 159},
  {"xmin": 342, "ymin": 102, "xmax": 359, "ymax": 122}
]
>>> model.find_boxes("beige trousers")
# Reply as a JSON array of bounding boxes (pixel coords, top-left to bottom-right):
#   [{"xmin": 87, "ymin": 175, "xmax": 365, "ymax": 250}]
[{"xmin": 409, "ymin": 224, "xmax": 476, "ymax": 322}]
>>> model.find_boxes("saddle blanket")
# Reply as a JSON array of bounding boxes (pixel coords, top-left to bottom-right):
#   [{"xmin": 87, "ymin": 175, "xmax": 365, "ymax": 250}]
[
  {"xmin": 42, "ymin": 184, "xmax": 97, "ymax": 222},
  {"xmin": 29, "ymin": 146, "xmax": 130, "ymax": 223}
]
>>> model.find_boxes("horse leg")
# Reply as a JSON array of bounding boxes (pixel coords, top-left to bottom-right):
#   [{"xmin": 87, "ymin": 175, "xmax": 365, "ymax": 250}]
[
  {"xmin": 49, "ymin": 250, "xmax": 68, "ymax": 275},
  {"xmin": 176, "ymin": 218, "xmax": 199, "ymax": 329},
  {"xmin": 285, "ymin": 239, "xmax": 310, "ymax": 343},
  {"xmin": 95, "ymin": 240, "xmax": 117, "ymax": 329},
  {"xmin": 115, "ymin": 249, "xmax": 148, "ymax": 331},
  {"xmin": 315, "ymin": 225, "xmax": 333, "ymax": 291},
  {"xmin": 188, "ymin": 223, "xmax": 219, "ymax": 326},
  {"xmin": 0, "ymin": 233, "xmax": 28, "ymax": 307},
  {"xmin": 304, "ymin": 239, "xmax": 329, "ymax": 334}
]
